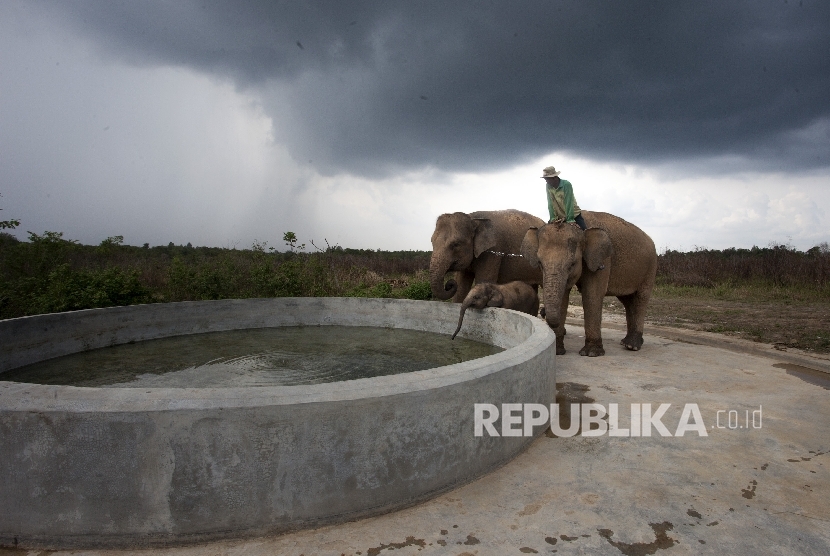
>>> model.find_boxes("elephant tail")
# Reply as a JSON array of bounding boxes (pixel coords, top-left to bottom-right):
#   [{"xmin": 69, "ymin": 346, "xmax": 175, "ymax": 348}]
[{"xmin": 451, "ymin": 304, "xmax": 469, "ymax": 340}]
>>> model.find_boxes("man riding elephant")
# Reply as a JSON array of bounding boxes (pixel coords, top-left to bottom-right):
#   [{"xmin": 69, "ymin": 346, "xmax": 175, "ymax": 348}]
[
  {"xmin": 542, "ymin": 165, "xmax": 587, "ymax": 230},
  {"xmin": 521, "ymin": 199, "xmax": 658, "ymax": 357}
]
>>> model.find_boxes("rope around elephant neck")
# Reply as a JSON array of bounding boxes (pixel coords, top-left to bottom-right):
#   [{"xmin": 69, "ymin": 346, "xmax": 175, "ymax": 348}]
[{"xmin": 485, "ymin": 220, "xmax": 583, "ymax": 258}]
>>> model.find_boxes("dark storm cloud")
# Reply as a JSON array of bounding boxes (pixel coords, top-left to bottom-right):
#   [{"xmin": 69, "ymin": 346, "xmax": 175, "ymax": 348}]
[{"xmin": 46, "ymin": 0, "xmax": 830, "ymax": 175}]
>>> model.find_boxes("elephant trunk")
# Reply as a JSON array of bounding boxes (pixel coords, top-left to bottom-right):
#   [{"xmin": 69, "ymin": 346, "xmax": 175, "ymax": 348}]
[
  {"xmin": 429, "ymin": 253, "xmax": 457, "ymax": 300},
  {"xmin": 451, "ymin": 302, "xmax": 471, "ymax": 340},
  {"xmin": 542, "ymin": 274, "xmax": 568, "ymax": 329}
]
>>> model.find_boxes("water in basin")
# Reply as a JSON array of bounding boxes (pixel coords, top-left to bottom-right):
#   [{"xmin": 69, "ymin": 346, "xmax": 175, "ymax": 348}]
[{"xmin": 3, "ymin": 326, "xmax": 503, "ymax": 388}]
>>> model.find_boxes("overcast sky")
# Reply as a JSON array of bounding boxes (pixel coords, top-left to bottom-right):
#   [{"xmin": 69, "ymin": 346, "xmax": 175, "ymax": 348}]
[{"xmin": 1, "ymin": 1, "xmax": 828, "ymax": 251}]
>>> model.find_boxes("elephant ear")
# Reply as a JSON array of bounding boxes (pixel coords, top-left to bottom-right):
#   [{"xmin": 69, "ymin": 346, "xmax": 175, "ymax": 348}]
[
  {"xmin": 520, "ymin": 227, "xmax": 540, "ymax": 268},
  {"xmin": 472, "ymin": 218, "xmax": 497, "ymax": 257},
  {"xmin": 583, "ymin": 228, "xmax": 613, "ymax": 272},
  {"xmin": 486, "ymin": 288, "xmax": 504, "ymax": 307}
]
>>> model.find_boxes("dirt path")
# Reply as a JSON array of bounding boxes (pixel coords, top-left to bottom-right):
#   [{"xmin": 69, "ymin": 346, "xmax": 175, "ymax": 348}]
[{"xmin": 561, "ymin": 290, "xmax": 830, "ymax": 355}]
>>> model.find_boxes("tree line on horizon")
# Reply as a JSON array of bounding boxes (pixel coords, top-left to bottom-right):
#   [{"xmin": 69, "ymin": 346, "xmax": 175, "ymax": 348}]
[{"xmin": 0, "ymin": 229, "xmax": 828, "ymax": 320}]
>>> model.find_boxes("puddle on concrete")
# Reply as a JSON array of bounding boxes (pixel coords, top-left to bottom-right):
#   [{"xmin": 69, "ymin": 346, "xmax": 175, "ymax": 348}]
[
  {"xmin": 2, "ymin": 326, "xmax": 502, "ymax": 388},
  {"xmin": 741, "ymin": 479, "xmax": 757, "ymax": 499},
  {"xmin": 772, "ymin": 363, "xmax": 830, "ymax": 390},
  {"xmin": 598, "ymin": 522, "xmax": 677, "ymax": 555},
  {"xmin": 366, "ymin": 536, "xmax": 427, "ymax": 555},
  {"xmin": 546, "ymin": 382, "xmax": 596, "ymax": 437}
]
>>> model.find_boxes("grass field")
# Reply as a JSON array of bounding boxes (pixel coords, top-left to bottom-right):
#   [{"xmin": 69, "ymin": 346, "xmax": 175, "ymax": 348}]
[{"xmin": 2, "ymin": 231, "xmax": 828, "ymax": 352}]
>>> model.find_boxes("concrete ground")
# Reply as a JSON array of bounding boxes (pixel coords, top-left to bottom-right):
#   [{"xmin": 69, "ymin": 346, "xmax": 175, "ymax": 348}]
[{"xmin": 7, "ymin": 323, "xmax": 829, "ymax": 556}]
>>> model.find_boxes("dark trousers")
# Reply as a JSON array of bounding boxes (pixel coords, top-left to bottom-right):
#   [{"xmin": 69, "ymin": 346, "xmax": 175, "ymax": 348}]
[{"xmin": 574, "ymin": 213, "xmax": 587, "ymax": 230}]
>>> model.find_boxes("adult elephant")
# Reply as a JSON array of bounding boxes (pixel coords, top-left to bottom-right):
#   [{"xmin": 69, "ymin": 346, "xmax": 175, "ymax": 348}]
[
  {"xmin": 520, "ymin": 211, "xmax": 657, "ymax": 357},
  {"xmin": 430, "ymin": 209, "xmax": 545, "ymax": 303}
]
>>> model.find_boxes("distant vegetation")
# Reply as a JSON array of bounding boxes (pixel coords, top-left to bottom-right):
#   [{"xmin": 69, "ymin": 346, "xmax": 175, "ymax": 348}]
[
  {"xmin": 638, "ymin": 242, "xmax": 828, "ymax": 352},
  {"xmin": 0, "ymin": 230, "xmax": 828, "ymax": 321},
  {"xmin": 658, "ymin": 243, "xmax": 830, "ymax": 291},
  {"xmin": 0, "ymin": 231, "xmax": 431, "ymax": 320}
]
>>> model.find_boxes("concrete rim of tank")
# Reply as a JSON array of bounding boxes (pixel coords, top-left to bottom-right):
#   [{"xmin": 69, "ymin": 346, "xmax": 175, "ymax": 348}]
[
  {"xmin": 0, "ymin": 297, "xmax": 554, "ymax": 411},
  {"xmin": 0, "ymin": 297, "xmax": 556, "ymax": 549}
]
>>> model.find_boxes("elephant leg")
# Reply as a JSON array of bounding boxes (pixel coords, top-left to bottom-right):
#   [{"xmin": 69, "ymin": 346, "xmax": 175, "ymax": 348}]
[
  {"xmin": 452, "ymin": 271, "xmax": 475, "ymax": 303},
  {"xmin": 618, "ymin": 291, "xmax": 649, "ymax": 351},
  {"xmin": 579, "ymin": 278, "xmax": 606, "ymax": 357},
  {"xmin": 617, "ymin": 294, "xmax": 637, "ymax": 347},
  {"xmin": 555, "ymin": 288, "xmax": 570, "ymax": 355}
]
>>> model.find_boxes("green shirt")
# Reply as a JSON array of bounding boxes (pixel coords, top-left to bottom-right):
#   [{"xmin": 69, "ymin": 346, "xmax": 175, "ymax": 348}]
[{"xmin": 546, "ymin": 179, "xmax": 581, "ymax": 222}]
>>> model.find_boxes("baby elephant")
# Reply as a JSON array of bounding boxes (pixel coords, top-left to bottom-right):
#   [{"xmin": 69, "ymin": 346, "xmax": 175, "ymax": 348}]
[{"xmin": 451, "ymin": 281, "xmax": 539, "ymax": 340}]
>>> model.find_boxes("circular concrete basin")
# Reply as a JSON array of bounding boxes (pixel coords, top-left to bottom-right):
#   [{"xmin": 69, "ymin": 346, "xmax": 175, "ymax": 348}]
[{"xmin": 0, "ymin": 297, "xmax": 555, "ymax": 549}]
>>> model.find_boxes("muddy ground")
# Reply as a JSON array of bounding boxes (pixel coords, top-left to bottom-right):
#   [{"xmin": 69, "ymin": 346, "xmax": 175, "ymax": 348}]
[{"xmin": 564, "ymin": 290, "xmax": 830, "ymax": 354}]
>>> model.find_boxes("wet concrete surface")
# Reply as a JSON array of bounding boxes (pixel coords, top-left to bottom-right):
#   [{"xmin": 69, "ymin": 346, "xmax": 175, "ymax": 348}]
[{"xmin": 9, "ymin": 324, "xmax": 830, "ymax": 555}]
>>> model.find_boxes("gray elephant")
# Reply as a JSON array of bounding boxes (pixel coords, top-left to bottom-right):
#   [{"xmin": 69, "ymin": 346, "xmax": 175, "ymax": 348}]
[
  {"xmin": 520, "ymin": 211, "xmax": 657, "ymax": 357},
  {"xmin": 451, "ymin": 281, "xmax": 540, "ymax": 340},
  {"xmin": 430, "ymin": 209, "xmax": 545, "ymax": 303}
]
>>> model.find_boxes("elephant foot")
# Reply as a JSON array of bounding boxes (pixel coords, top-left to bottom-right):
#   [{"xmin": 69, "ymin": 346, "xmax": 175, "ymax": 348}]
[
  {"xmin": 579, "ymin": 341, "xmax": 605, "ymax": 357},
  {"xmin": 556, "ymin": 336, "xmax": 566, "ymax": 355},
  {"xmin": 620, "ymin": 332, "xmax": 644, "ymax": 351}
]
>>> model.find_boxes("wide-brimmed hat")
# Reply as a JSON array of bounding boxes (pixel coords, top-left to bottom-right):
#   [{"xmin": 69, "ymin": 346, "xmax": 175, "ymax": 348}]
[{"xmin": 541, "ymin": 166, "xmax": 561, "ymax": 178}]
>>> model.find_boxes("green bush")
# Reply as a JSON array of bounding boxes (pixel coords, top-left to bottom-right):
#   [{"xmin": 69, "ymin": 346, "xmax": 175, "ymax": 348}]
[
  {"xmin": 271, "ymin": 259, "xmax": 304, "ymax": 297},
  {"xmin": 167, "ymin": 256, "xmax": 246, "ymax": 301},
  {"xmin": 0, "ymin": 231, "xmax": 426, "ymax": 317},
  {"xmin": 401, "ymin": 280, "xmax": 432, "ymax": 300},
  {"xmin": 26, "ymin": 264, "xmax": 149, "ymax": 314},
  {"xmin": 368, "ymin": 282, "xmax": 393, "ymax": 298}
]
